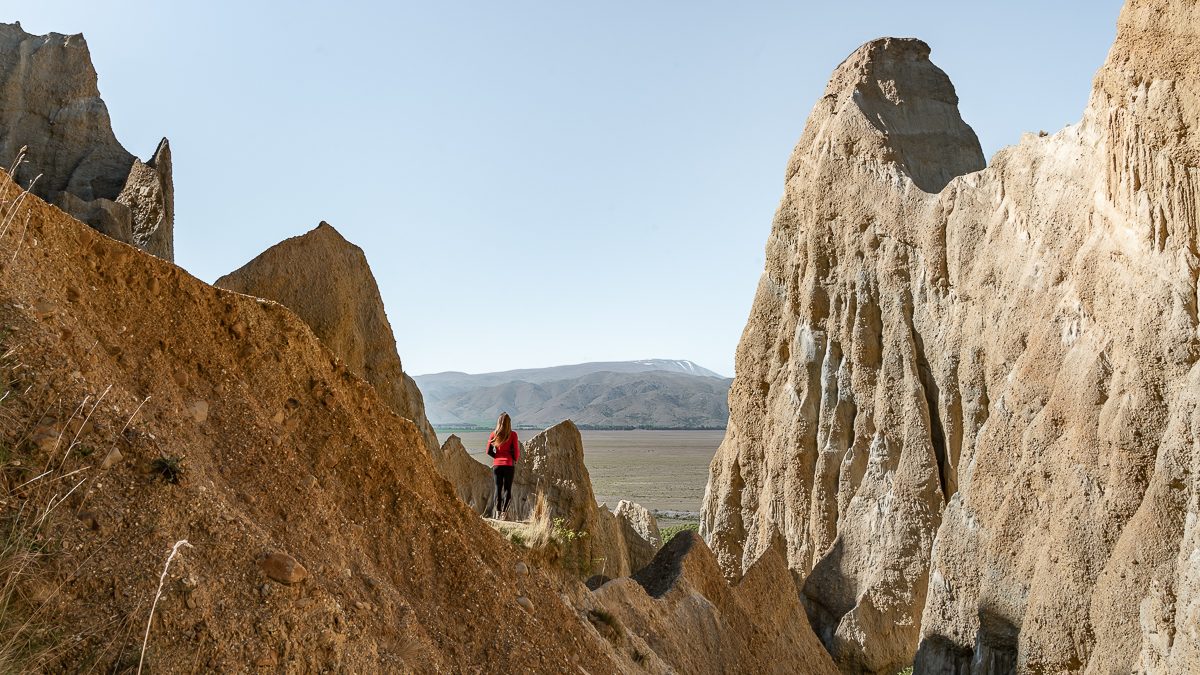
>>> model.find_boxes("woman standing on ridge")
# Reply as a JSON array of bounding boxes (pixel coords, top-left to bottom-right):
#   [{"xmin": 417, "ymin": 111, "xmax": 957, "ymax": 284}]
[{"xmin": 487, "ymin": 412, "xmax": 519, "ymax": 520}]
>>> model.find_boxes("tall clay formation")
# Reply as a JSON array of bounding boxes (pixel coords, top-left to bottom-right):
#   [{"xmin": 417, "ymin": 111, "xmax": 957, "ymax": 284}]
[
  {"xmin": 702, "ymin": 0, "xmax": 1200, "ymax": 672},
  {"xmin": 216, "ymin": 223, "xmax": 440, "ymax": 454},
  {"xmin": 0, "ymin": 22, "xmax": 173, "ymax": 259},
  {"xmin": 702, "ymin": 36, "xmax": 984, "ymax": 673}
]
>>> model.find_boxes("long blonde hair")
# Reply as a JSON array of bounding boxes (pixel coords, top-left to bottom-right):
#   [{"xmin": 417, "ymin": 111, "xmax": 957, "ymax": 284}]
[{"xmin": 492, "ymin": 412, "xmax": 512, "ymax": 445}]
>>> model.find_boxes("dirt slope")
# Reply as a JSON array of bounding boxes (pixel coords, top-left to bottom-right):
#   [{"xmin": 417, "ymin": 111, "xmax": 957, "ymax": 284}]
[{"xmin": 0, "ymin": 172, "xmax": 625, "ymax": 672}]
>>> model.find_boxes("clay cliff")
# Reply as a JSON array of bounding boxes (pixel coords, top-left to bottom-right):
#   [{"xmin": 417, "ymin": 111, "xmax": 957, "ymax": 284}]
[
  {"xmin": 703, "ymin": 1, "xmax": 1200, "ymax": 673},
  {"xmin": 440, "ymin": 422, "xmax": 660, "ymax": 577},
  {"xmin": 0, "ymin": 171, "xmax": 621, "ymax": 671},
  {"xmin": 0, "ymin": 22, "xmax": 173, "ymax": 259},
  {"xmin": 215, "ymin": 223, "xmax": 438, "ymax": 453},
  {"xmin": 0, "ymin": 170, "xmax": 837, "ymax": 673}
]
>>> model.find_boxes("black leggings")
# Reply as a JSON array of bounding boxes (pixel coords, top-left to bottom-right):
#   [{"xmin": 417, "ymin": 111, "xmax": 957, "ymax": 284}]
[{"xmin": 493, "ymin": 465, "xmax": 515, "ymax": 515}]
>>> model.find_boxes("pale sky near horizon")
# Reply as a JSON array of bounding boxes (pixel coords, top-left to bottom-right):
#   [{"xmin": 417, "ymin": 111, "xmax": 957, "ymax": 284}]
[{"xmin": 16, "ymin": 2, "xmax": 1123, "ymax": 377}]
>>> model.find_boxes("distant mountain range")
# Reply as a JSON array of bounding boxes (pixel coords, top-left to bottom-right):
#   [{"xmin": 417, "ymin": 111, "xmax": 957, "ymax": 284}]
[{"xmin": 414, "ymin": 359, "xmax": 731, "ymax": 429}]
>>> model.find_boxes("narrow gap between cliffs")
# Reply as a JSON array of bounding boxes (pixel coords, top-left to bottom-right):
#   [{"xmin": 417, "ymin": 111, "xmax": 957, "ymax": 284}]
[{"xmin": 912, "ymin": 330, "xmax": 953, "ymax": 502}]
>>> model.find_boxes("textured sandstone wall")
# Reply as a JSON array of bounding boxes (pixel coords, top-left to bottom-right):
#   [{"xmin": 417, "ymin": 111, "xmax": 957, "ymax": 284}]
[
  {"xmin": 216, "ymin": 222, "xmax": 440, "ymax": 453},
  {"xmin": 702, "ymin": 36, "xmax": 984, "ymax": 673},
  {"xmin": 702, "ymin": 2, "xmax": 1200, "ymax": 673},
  {"xmin": 0, "ymin": 22, "xmax": 173, "ymax": 259}
]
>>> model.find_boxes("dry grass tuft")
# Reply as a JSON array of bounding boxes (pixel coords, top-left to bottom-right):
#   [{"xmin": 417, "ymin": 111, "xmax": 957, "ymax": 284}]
[
  {"xmin": 396, "ymin": 632, "xmax": 428, "ymax": 673},
  {"xmin": 524, "ymin": 491, "xmax": 553, "ymax": 549},
  {"xmin": 0, "ymin": 333, "xmax": 131, "ymax": 670},
  {"xmin": 0, "ymin": 156, "xmax": 40, "ymax": 272}
]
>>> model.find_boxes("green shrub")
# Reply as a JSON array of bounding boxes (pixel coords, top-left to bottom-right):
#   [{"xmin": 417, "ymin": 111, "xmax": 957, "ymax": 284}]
[
  {"xmin": 659, "ymin": 522, "xmax": 699, "ymax": 547},
  {"xmin": 151, "ymin": 455, "xmax": 184, "ymax": 484}
]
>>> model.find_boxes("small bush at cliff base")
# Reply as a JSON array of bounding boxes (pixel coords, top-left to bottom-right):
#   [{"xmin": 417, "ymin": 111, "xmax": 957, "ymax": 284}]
[{"xmin": 659, "ymin": 522, "xmax": 698, "ymax": 547}]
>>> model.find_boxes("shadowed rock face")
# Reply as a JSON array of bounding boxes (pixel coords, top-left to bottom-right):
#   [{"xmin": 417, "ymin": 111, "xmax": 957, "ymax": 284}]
[
  {"xmin": 593, "ymin": 531, "xmax": 838, "ymax": 674},
  {"xmin": 704, "ymin": 3, "xmax": 1200, "ymax": 673},
  {"xmin": 215, "ymin": 223, "xmax": 439, "ymax": 453},
  {"xmin": 0, "ymin": 22, "xmax": 172, "ymax": 259}
]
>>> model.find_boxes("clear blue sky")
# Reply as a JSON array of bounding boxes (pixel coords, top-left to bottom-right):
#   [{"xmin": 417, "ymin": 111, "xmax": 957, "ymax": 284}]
[{"xmin": 16, "ymin": 1, "xmax": 1122, "ymax": 377}]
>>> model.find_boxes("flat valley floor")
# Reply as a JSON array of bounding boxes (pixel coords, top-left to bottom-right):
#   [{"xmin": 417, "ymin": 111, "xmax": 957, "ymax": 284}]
[{"xmin": 448, "ymin": 429, "xmax": 723, "ymax": 522}]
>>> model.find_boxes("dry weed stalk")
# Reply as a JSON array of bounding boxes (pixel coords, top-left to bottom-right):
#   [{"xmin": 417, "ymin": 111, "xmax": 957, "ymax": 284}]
[
  {"xmin": 0, "ymin": 373, "xmax": 143, "ymax": 669},
  {"xmin": 0, "ymin": 149, "xmax": 41, "ymax": 271},
  {"xmin": 107, "ymin": 395, "xmax": 149, "ymax": 461},
  {"xmin": 137, "ymin": 539, "xmax": 192, "ymax": 674}
]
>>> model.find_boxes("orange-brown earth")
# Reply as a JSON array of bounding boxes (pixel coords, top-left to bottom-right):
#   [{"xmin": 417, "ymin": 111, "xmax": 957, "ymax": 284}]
[
  {"xmin": 0, "ymin": 170, "xmax": 624, "ymax": 672},
  {"xmin": 0, "ymin": 172, "xmax": 836, "ymax": 673}
]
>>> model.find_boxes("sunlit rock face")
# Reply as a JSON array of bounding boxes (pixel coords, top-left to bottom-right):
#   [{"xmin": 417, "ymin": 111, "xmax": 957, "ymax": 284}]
[
  {"xmin": 216, "ymin": 222, "xmax": 439, "ymax": 453},
  {"xmin": 703, "ymin": 2, "xmax": 1200, "ymax": 672}
]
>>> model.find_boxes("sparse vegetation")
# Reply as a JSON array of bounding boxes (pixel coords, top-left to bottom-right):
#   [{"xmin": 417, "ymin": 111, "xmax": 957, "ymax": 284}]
[
  {"xmin": 487, "ymin": 493, "xmax": 598, "ymax": 575},
  {"xmin": 551, "ymin": 517, "xmax": 586, "ymax": 546},
  {"xmin": 501, "ymin": 528, "xmax": 527, "ymax": 547},
  {"xmin": 138, "ymin": 539, "xmax": 192, "ymax": 674},
  {"xmin": 659, "ymin": 521, "xmax": 698, "ymax": 547},
  {"xmin": 0, "ymin": 386, "xmax": 94, "ymax": 669},
  {"xmin": 150, "ymin": 455, "xmax": 183, "ymax": 484},
  {"xmin": 396, "ymin": 633, "xmax": 427, "ymax": 673}
]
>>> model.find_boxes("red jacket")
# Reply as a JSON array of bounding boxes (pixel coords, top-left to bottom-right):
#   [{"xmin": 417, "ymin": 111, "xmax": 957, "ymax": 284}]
[{"xmin": 488, "ymin": 431, "xmax": 520, "ymax": 467}]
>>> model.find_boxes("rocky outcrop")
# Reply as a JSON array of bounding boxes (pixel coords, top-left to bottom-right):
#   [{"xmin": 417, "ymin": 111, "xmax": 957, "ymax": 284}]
[
  {"xmin": 512, "ymin": 421, "xmax": 658, "ymax": 577},
  {"xmin": 703, "ymin": 2, "xmax": 1200, "ymax": 673},
  {"xmin": 616, "ymin": 500, "xmax": 662, "ymax": 550},
  {"xmin": 591, "ymin": 531, "xmax": 837, "ymax": 674},
  {"xmin": 0, "ymin": 22, "xmax": 172, "ymax": 259},
  {"xmin": 436, "ymin": 434, "xmax": 494, "ymax": 512},
  {"xmin": 215, "ymin": 222, "xmax": 439, "ymax": 453},
  {"xmin": 702, "ymin": 37, "xmax": 983, "ymax": 673},
  {"xmin": 442, "ymin": 422, "xmax": 660, "ymax": 578}
]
